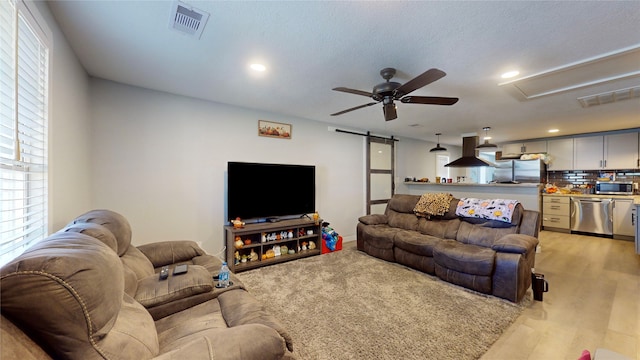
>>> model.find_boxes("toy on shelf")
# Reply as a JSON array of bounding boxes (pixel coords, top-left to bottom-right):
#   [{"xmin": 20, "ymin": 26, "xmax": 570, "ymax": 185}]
[
  {"xmin": 231, "ymin": 217, "xmax": 245, "ymax": 229},
  {"xmin": 234, "ymin": 236, "xmax": 244, "ymax": 249}
]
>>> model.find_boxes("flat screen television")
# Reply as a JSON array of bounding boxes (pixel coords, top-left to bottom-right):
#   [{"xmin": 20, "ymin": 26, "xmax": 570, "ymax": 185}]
[{"xmin": 227, "ymin": 162, "xmax": 316, "ymax": 222}]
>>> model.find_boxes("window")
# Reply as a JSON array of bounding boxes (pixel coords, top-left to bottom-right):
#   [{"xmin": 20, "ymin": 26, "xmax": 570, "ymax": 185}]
[
  {"xmin": 0, "ymin": 0, "xmax": 50, "ymax": 266},
  {"xmin": 435, "ymin": 154, "xmax": 449, "ymax": 180}
]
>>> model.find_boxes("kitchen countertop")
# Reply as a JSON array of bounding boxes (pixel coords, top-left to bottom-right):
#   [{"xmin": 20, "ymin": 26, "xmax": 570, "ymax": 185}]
[
  {"xmin": 542, "ymin": 192, "xmax": 640, "ymax": 204},
  {"xmin": 404, "ymin": 182, "xmax": 542, "ymax": 187}
]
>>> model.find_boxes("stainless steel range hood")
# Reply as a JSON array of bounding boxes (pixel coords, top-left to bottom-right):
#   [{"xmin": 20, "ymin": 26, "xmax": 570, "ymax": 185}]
[{"xmin": 445, "ymin": 136, "xmax": 494, "ymax": 167}]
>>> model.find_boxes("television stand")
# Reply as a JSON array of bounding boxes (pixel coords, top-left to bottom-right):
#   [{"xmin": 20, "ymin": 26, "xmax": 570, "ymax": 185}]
[{"xmin": 225, "ymin": 218, "xmax": 322, "ymax": 273}]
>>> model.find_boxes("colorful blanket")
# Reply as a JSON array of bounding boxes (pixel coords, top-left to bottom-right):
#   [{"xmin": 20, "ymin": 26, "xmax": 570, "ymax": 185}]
[
  {"xmin": 414, "ymin": 193, "xmax": 453, "ymax": 218},
  {"xmin": 455, "ymin": 198, "xmax": 519, "ymax": 223}
]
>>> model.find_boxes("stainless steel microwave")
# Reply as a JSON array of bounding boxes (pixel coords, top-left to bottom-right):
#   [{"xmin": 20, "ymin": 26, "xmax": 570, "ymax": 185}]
[{"xmin": 595, "ymin": 181, "xmax": 633, "ymax": 195}]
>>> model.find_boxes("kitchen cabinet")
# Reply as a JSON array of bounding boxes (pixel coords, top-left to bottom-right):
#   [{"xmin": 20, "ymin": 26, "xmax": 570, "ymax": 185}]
[
  {"xmin": 605, "ymin": 133, "xmax": 638, "ymax": 169},
  {"xmin": 501, "ymin": 141, "xmax": 547, "ymax": 157},
  {"xmin": 613, "ymin": 199, "xmax": 635, "ymax": 238},
  {"xmin": 574, "ymin": 133, "xmax": 639, "ymax": 170},
  {"xmin": 546, "ymin": 138, "xmax": 574, "ymax": 170},
  {"xmin": 636, "ymin": 204, "xmax": 640, "ymax": 255},
  {"xmin": 542, "ymin": 196, "xmax": 570, "ymax": 231}
]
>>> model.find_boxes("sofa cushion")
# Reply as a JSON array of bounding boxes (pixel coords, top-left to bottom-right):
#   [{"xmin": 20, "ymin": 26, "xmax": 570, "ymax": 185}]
[
  {"xmin": 432, "ymin": 240, "xmax": 496, "ymax": 276},
  {"xmin": 361, "ymin": 225, "xmax": 396, "ymax": 249},
  {"xmin": 358, "ymin": 214, "xmax": 388, "ymax": 225},
  {"xmin": 387, "ymin": 210, "xmax": 419, "ymax": 230},
  {"xmin": 386, "ymin": 194, "xmax": 420, "ymax": 214},
  {"xmin": 61, "ymin": 222, "xmax": 119, "ymax": 253},
  {"xmin": 70, "ymin": 209, "xmax": 133, "ymax": 256},
  {"xmin": 0, "ymin": 233, "xmax": 126, "ymax": 359},
  {"xmin": 417, "ymin": 217, "xmax": 461, "ymax": 239},
  {"xmin": 138, "ymin": 241, "xmax": 206, "ymax": 268},
  {"xmin": 97, "ymin": 294, "xmax": 159, "ymax": 359},
  {"xmin": 1, "ymin": 315, "xmax": 53, "ymax": 360},
  {"xmin": 455, "ymin": 221, "xmax": 518, "ymax": 248},
  {"xmin": 121, "ymin": 245, "xmax": 156, "ymax": 281},
  {"xmin": 393, "ymin": 230, "xmax": 441, "ymax": 257},
  {"xmin": 191, "ymin": 254, "xmax": 224, "ymax": 273},
  {"xmin": 135, "ymin": 265, "xmax": 214, "ymax": 308},
  {"xmin": 155, "ymin": 296, "xmax": 290, "ymax": 358},
  {"xmin": 492, "ymin": 233, "xmax": 538, "ymax": 254}
]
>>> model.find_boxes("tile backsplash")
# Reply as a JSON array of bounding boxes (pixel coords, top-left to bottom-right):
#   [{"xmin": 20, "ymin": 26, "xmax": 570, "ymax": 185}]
[{"xmin": 547, "ymin": 169, "xmax": 640, "ymax": 188}]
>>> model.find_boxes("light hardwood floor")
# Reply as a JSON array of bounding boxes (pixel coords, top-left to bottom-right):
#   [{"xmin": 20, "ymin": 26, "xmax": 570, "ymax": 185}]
[{"xmin": 481, "ymin": 230, "xmax": 640, "ymax": 360}]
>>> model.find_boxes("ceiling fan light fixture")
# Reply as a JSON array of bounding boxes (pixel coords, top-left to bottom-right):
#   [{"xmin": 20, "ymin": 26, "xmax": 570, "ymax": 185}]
[
  {"xmin": 330, "ymin": 67, "xmax": 458, "ymax": 121},
  {"xmin": 476, "ymin": 127, "xmax": 498, "ymax": 150},
  {"xmin": 430, "ymin": 133, "xmax": 448, "ymax": 152}
]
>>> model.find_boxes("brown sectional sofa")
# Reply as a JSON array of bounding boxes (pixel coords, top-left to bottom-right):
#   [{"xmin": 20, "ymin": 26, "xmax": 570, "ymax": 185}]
[
  {"xmin": 357, "ymin": 194, "xmax": 541, "ymax": 302},
  {"xmin": 1, "ymin": 210, "xmax": 295, "ymax": 360}
]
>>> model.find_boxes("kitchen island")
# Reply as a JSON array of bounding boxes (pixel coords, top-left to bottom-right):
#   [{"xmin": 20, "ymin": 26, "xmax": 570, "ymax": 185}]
[{"xmin": 402, "ymin": 182, "xmax": 543, "ymax": 211}]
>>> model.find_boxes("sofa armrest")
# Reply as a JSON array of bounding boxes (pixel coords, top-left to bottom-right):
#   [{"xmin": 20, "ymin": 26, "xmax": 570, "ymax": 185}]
[
  {"xmin": 358, "ymin": 214, "xmax": 388, "ymax": 225},
  {"xmin": 137, "ymin": 240, "xmax": 206, "ymax": 268},
  {"xmin": 492, "ymin": 234, "xmax": 539, "ymax": 255}
]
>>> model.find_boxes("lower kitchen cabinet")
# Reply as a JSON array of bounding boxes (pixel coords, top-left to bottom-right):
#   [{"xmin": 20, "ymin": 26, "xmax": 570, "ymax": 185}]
[
  {"xmin": 542, "ymin": 196, "xmax": 570, "ymax": 232},
  {"xmin": 636, "ymin": 204, "xmax": 640, "ymax": 254},
  {"xmin": 613, "ymin": 199, "xmax": 635, "ymax": 239}
]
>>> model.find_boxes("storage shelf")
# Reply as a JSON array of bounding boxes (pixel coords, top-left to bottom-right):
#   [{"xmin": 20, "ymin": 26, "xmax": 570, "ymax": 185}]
[
  {"xmin": 232, "ymin": 249, "xmax": 321, "ymax": 272},
  {"xmin": 225, "ymin": 218, "xmax": 322, "ymax": 273}
]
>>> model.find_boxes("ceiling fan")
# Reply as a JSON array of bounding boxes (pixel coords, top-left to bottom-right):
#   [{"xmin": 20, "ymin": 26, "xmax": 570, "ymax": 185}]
[{"xmin": 331, "ymin": 68, "xmax": 459, "ymax": 121}]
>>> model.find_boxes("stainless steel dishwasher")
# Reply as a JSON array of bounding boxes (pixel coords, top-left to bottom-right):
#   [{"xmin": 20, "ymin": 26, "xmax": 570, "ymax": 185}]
[{"xmin": 570, "ymin": 197, "xmax": 613, "ymax": 236}]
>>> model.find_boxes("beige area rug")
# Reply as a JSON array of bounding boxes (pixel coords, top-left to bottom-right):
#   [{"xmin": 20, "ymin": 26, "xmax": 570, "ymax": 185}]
[{"xmin": 237, "ymin": 242, "xmax": 530, "ymax": 360}]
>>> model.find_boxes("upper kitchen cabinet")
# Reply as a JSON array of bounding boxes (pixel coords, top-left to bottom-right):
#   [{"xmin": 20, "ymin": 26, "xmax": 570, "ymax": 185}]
[
  {"xmin": 501, "ymin": 141, "xmax": 547, "ymax": 157},
  {"xmin": 546, "ymin": 138, "xmax": 574, "ymax": 170},
  {"xmin": 607, "ymin": 132, "xmax": 639, "ymax": 169},
  {"xmin": 574, "ymin": 133, "xmax": 639, "ymax": 170}
]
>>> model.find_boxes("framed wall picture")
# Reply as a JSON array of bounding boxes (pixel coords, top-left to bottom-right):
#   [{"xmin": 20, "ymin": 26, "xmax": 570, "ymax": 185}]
[{"xmin": 258, "ymin": 120, "xmax": 292, "ymax": 139}]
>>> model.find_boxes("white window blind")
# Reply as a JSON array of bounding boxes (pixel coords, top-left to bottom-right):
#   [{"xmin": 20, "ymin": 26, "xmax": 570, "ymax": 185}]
[{"xmin": 0, "ymin": 0, "xmax": 49, "ymax": 266}]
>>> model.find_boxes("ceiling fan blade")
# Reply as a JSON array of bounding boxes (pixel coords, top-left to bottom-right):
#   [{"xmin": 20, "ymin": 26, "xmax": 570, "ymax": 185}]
[
  {"xmin": 383, "ymin": 103, "xmax": 397, "ymax": 121},
  {"xmin": 332, "ymin": 87, "xmax": 374, "ymax": 98},
  {"xmin": 330, "ymin": 102, "xmax": 378, "ymax": 116},
  {"xmin": 394, "ymin": 68, "xmax": 447, "ymax": 97},
  {"xmin": 400, "ymin": 96, "xmax": 459, "ymax": 105}
]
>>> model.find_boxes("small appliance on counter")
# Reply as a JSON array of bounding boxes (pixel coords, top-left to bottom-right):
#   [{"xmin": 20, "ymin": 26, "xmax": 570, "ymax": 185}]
[{"xmin": 595, "ymin": 181, "xmax": 634, "ymax": 195}]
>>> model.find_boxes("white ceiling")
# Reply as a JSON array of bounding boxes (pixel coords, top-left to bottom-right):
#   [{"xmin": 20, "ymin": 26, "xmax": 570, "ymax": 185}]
[{"xmin": 47, "ymin": 0, "xmax": 640, "ymax": 146}]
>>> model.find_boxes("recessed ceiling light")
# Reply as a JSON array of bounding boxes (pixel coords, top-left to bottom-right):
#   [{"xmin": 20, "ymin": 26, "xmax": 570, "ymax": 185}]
[
  {"xmin": 501, "ymin": 70, "xmax": 520, "ymax": 79},
  {"xmin": 250, "ymin": 63, "xmax": 266, "ymax": 72},
  {"xmin": 548, "ymin": 129, "xmax": 559, "ymax": 133}
]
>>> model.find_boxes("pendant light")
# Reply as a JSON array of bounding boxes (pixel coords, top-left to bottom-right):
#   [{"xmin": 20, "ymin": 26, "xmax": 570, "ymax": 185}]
[
  {"xmin": 429, "ymin": 133, "xmax": 447, "ymax": 152},
  {"xmin": 476, "ymin": 127, "xmax": 498, "ymax": 150}
]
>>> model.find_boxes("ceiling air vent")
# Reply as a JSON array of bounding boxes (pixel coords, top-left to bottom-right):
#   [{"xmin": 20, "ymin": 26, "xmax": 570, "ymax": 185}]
[
  {"xmin": 578, "ymin": 86, "xmax": 640, "ymax": 108},
  {"xmin": 169, "ymin": 1, "xmax": 210, "ymax": 39}
]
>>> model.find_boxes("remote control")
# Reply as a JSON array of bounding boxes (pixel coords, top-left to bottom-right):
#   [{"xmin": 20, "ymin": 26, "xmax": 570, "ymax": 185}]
[{"xmin": 159, "ymin": 266, "xmax": 169, "ymax": 280}]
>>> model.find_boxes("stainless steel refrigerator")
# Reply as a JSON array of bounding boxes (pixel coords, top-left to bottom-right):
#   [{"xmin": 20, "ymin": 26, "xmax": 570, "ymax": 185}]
[
  {"xmin": 493, "ymin": 160, "xmax": 514, "ymax": 183},
  {"xmin": 492, "ymin": 159, "xmax": 545, "ymax": 183},
  {"xmin": 514, "ymin": 159, "xmax": 546, "ymax": 183}
]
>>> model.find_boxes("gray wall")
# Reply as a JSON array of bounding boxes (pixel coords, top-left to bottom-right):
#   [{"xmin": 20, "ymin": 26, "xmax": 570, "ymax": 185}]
[{"xmin": 37, "ymin": 0, "xmax": 456, "ymax": 255}]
